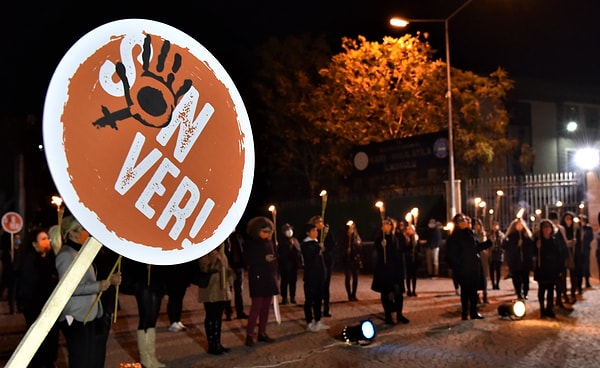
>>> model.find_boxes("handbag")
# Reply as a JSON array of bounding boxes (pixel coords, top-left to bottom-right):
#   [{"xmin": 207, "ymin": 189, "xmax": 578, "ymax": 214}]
[{"xmin": 190, "ymin": 259, "xmax": 211, "ymax": 288}]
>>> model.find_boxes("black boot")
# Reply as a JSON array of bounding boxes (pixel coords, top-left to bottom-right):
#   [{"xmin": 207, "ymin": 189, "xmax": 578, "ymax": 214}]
[
  {"xmin": 539, "ymin": 302, "xmax": 546, "ymax": 317},
  {"xmin": 205, "ymin": 320, "xmax": 223, "ymax": 355},
  {"xmin": 216, "ymin": 319, "xmax": 230, "ymax": 353},
  {"xmin": 382, "ymin": 296, "xmax": 394, "ymax": 325}
]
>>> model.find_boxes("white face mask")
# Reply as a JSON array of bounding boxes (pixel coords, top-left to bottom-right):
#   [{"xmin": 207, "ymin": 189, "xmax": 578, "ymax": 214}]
[{"xmin": 284, "ymin": 229, "xmax": 293, "ymax": 238}]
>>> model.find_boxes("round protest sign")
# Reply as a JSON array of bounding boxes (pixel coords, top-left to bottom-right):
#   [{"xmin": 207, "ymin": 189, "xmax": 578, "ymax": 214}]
[
  {"xmin": 2, "ymin": 212, "xmax": 23, "ymax": 234},
  {"xmin": 43, "ymin": 19, "xmax": 254, "ymax": 264}
]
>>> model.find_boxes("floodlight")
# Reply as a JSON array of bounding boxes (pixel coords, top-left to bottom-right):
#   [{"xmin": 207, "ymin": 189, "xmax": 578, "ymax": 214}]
[
  {"xmin": 498, "ymin": 300, "xmax": 526, "ymax": 320},
  {"xmin": 342, "ymin": 320, "xmax": 376, "ymax": 345}
]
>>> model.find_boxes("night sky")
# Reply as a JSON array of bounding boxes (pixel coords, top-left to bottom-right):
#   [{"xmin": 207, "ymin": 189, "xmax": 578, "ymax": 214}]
[
  {"xmin": 1, "ymin": 0, "xmax": 599, "ymax": 226},
  {"xmin": 3, "ymin": 0, "xmax": 600, "ymax": 118}
]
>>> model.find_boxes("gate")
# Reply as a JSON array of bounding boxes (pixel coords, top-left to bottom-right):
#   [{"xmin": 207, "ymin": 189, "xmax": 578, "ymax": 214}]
[{"xmin": 465, "ymin": 172, "xmax": 585, "ymax": 229}]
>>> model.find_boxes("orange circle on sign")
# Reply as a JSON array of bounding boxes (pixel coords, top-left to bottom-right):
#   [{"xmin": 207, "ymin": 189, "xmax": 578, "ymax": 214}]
[{"xmin": 43, "ymin": 19, "xmax": 254, "ymax": 264}]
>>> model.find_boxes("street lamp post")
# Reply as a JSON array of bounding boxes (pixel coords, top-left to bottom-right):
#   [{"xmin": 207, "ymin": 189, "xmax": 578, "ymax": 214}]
[{"xmin": 390, "ymin": 0, "xmax": 473, "ymax": 221}]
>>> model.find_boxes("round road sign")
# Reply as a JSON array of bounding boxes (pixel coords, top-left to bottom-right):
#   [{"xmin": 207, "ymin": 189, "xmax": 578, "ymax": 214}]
[{"xmin": 1, "ymin": 212, "xmax": 23, "ymax": 234}]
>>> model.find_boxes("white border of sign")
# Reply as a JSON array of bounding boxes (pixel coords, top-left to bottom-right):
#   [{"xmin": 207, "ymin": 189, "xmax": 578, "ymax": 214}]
[{"xmin": 42, "ymin": 19, "xmax": 254, "ymax": 264}]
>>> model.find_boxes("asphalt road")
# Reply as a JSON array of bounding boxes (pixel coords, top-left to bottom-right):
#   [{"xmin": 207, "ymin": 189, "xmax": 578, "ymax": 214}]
[{"xmin": 1, "ymin": 271, "xmax": 599, "ymax": 367}]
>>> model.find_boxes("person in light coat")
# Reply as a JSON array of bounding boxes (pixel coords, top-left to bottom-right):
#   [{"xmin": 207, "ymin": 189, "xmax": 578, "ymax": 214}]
[{"xmin": 198, "ymin": 244, "xmax": 234, "ymax": 355}]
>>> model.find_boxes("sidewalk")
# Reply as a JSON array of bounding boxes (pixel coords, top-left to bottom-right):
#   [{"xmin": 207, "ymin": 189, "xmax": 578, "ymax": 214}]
[{"xmin": 2, "ymin": 271, "xmax": 600, "ymax": 367}]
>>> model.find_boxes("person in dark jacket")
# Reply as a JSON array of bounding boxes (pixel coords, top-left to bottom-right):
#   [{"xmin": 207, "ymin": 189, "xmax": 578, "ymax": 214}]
[
  {"xmin": 308, "ymin": 215, "xmax": 336, "ymax": 317},
  {"xmin": 420, "ymin": 218, "xmax": 443, "ymax": 278},
  {"xmin": 277, "ymin": 223, "xmax": 302, "ymax": 305},
  {"xmin": 533, "ymin": 219, "xmax": 564, "ymax": 318},
  {"xmin": 93, "ymin": 244, "xmax": 121, "ymax": 365},
  {"xmin": 121, "ymin": 258, "xmax": 167, "ymax": 368},
  {"xmin": 224, "ymin": 228, "xmax": 249, "ymax": 320},
  {"xmin": 165, "ymin": 261, "xmax": 193, "ymax": 331},
  {"xmin": 15, "ymin": 228, "xmax": 59, "ymax": 368},
  {"xmin": 302, "ymin": 222, "xmax": 330, "ymax": 332},
  {"xmin": 400, "ymin": 220, "xmax": 420, "ymax": 297},
  {"xmin": 502, "ymin": 218, "xmax": 535, "ymax": 300},
  {"xmin": 488, "ymin": 221, "xmax": 505, "ymax": 290},
  {"xmin": 244, "ymin": 216, "xmax": 279, "ymax": 347},
  {"xmin": 445, "ymin": 213, "xmax": 491, "ymax": 320},
  {"xmin": 371, "ymin": 217, "xmax": 409, "ymax": 325},
  {"xmin": 561, "ymin": 211, "xmax": 580, "ymax": 303},
  {"xmin": 340, "ymin": 221, "xmax": 362, "ymax": 302},
  {"xmin": 577, "ymin": 214, "xmax": 593, "ymax": 290}
]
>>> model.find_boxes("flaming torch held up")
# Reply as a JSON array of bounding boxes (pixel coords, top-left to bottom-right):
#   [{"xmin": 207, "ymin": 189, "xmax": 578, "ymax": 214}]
[
  {"xmin": 268, "ymin": 205, "xmax": 277, "ymax": 247},
  {"xmin": 410, "ymin": 207, "xmax": 419, "ymax": 227},
  {"xmin": 516, "ymin": 207, "xmax": 525, "ymax": 220},
  {"xmin": 51, "ymin": 195, "xmax": 64, "ymax": 228},
  {"xmin": 375, "ymin": 201, "xmax": 386, "ymax": 263},
  {"xmin": 319, "ymin": 190, "xmax": 328, "ymax": 244}
]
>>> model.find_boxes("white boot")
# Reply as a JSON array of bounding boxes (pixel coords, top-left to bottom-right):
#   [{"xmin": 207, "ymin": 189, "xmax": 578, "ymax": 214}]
[
  {"xmin": 136, "ymin": 329, "xmax": 166, "ymax": 368},
  {"xmin": 146, "ymin": 328, "xmax": 166, "ymax": 368}
]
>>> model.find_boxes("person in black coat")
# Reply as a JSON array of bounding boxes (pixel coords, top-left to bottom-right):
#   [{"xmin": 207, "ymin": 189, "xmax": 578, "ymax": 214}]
[
  {"xmin": 445, "ymin": 213, "xmax": 492, "ymax": 320},
  {"xmin": 577, "ymin": 214, "xmax": 593, "ymax": 290},
  {"xmin": 301, "ymin": 222, "xmax": 329, "ymax": 332},
  {"xmin": 15, "ymin": 228, "xmax": 59, "ymax": 368},
  {"xmin": 277, "ymin": 223, "xmax": 302, "ymax": 305},
  {"xmin": 224, "ymin": 228, "xmax": 249, "ymax": 319},
  {"xmin": 244, "ymin": 216, "xmax": 279, "ymax": 346},
  {"xmin": 308, "ymin": 215, "xmax": 336, "ymax": 317},
  {"xmin": 533, "ymin": 219, "xmax": 564, "ymax": 318},
  {"xmin": 502, "ymin": 218, "xmax": 535, "ymax": 300},
  {"xmin": 340, "ymin": 221, "xmax": 362, "ymax": 302},
  {"xmin": 121, "ymin": 258, "xmax": 167, "ymax": 367},
  {"xmin": 371, "ymin": 217, "xmax": 409, "ymax": 325}
]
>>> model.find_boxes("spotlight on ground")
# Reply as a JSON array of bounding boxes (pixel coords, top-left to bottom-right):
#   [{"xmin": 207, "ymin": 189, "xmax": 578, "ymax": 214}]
[
  {"xmin": 498, "ymin": 300, "xmax": 526, "ymax": 320},
  {"xmin": 342, "ymin": 320, "xmax": 376, "ymax": 345}
]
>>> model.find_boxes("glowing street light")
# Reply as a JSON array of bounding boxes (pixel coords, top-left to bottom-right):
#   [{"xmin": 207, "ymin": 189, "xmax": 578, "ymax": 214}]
[
  {"xmin": 574, "ymin": 148, "xmax": 599, "ymax": 171},
  {"xmin": 390, "ymin": 0, "xmax": 473, "ymax": 221}
]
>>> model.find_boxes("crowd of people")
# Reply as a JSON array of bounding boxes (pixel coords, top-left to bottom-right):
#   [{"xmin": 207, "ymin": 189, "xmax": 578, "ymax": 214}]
[{"xmin": 0, "ymin": 207, "xmax": 599, "ymax": 366}]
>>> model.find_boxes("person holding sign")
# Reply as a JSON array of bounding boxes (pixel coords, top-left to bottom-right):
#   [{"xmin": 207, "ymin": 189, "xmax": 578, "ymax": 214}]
[
  {"xmin": 55, "ymin": 216, "xmax": 121, "ymax": 368},
  {"xmin": 243, "ymin": 217, "xmax": 279, "ymax": 347}
]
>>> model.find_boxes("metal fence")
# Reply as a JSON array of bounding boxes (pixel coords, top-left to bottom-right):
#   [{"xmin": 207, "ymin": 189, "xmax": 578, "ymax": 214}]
[{"xmin": 465, "ymin": 171, "xmax": 585, "ymax": 229}]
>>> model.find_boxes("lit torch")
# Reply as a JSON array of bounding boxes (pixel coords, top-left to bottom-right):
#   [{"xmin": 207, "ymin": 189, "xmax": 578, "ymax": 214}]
[
  {"xmin": 268, "ymin": 204, "xmax": 277, "ymax": 247},
  {"xmin": 410, "ymin": 207, "xmax": 419, "ymax": 227},
  {"xmin": 319, "ymin": 190, "xmax": 328, "ymax": 244},
  {"xmin": 51, "ymin": 195, "xmax": 64, "ymax": 228},
  {"xmin": 375, "ymin": 201, "xmax": 386, "ymax": 263},
  {"xmin": 516, "ymin": 207, "xmax": 525, "ymax": 219}
]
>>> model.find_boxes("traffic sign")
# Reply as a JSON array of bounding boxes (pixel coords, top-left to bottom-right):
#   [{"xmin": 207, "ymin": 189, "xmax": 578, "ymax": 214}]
[
  {"xmin": 42, "ymin": 19, "xmax": 254, "ymax": 264},
  {"xmin": 1, "ymin": 212, "xmax": 23, "ymax": 234}
]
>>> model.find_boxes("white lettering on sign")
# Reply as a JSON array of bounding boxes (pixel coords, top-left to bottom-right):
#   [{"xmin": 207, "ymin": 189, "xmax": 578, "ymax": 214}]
[
  {"xmin": 156, "ymin": 86, "xmax": 214, "ymax": 163},
  {"xmin": 113, "ymin": 78, "xmax": 217, "ymax": 244},
  {"xmin": 98, "ymin": 33, "xmax": 145, "ymax": 97},
  {"xmin": 115, "ymin": 133, "xmax": 163, "ymax": 195},
  {"xmin": 135, "ymin": 157, "xmax": 180, "ymax": 219},
  {"xmin": 156, "ymin": 175, "xmax": 199, "ymax": 239}
]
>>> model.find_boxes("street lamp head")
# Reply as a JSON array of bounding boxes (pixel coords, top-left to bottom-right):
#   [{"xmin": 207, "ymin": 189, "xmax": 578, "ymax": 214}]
[{"xmin": 390, "ymin": 17, "xmax": 409, "ymax": 28}]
